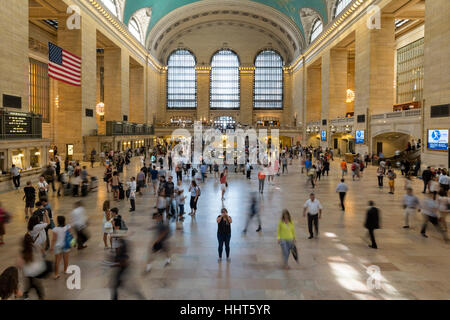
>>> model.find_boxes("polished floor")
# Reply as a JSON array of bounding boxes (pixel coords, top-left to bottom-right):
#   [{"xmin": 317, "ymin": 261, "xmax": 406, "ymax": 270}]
[{"xmin": 0, "ymin": 156, "xmax": 449, "ymax": 300}]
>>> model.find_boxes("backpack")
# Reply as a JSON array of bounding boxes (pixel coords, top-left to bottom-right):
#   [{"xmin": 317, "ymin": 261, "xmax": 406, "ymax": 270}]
[{"xmin": 197, "ymin": 187, "xmax": 201, "ymax": 197}]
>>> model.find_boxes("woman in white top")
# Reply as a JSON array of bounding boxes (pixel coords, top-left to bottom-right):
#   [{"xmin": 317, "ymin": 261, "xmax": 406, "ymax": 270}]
[
  {"xmin": 102, "ymin": 200, "xmax": 113, "ymax": 248},
  {"xmin": 437, "ymin": 190, "xmax": 449, "ymax": 232},
  {"xmin": 50, "ymin": 216, "xmax": 72, "ymax": 279},
  {"xmin": 27, "ymin": 213, "xmax": 49, "ymax": 253},
  {"xmin": 37, "ymin": 176, "xmax": 48, "ymax": 200}
]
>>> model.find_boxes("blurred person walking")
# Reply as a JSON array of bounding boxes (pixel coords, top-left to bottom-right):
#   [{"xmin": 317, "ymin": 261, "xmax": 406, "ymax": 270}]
[
  {"xmin": 242, "ymin": 192, "xmax": 262, "ymax": 233},
  {"xmin": 403, "ymin": 187, "xmax": 420, "ymax": 229},
  {"xmin": 336, "ymin": 179, "xmax": 348, "ymax": 211},
  {"xmin": 365, "ymin": 201, "xmax": 380, "ymax": 249}
]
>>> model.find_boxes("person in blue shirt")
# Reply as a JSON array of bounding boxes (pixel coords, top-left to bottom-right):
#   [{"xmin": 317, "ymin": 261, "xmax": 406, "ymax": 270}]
[
  {"xmin": 305, "ymin": 158, "xmax": 312, "ymax": 173},
  {"xmin": 149, "ymin": 166, "xmax": 159, "ymax": 195},
  {"xmin": 200, "ymin": 162, "xmax": 208, "ymax": 183}
]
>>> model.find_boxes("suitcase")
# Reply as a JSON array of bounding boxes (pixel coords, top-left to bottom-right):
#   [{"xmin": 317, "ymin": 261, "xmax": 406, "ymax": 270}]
[{"xmin": 81, "ymin": 183, "xmax": 89, "ymax": 197}]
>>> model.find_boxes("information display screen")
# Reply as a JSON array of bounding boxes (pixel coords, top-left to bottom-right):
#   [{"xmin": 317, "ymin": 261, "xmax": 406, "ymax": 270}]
[
  {"xmin": 356, "ymin": 130, "xmax": 365, "ymax": 144},
  {"xmin": 321, "ymin": 130, "xmax": 327, "ymax": 141},
  {"xmin": 4, "ymin": 112, "xmax": 32, "ymax": 135},
  {"xmin": 427, "ymin": 129, "xmax": 449, "ymax": 150}
]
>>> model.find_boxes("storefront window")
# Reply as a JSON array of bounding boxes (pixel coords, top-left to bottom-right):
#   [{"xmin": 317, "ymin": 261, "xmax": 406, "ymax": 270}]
[
  {"xmin": 30, "ymin": 148, "xmax": 41, "ymax": 168},
  {"xmin": 12, "ymin": 150, "xmax": 25, "ymax": 169}
]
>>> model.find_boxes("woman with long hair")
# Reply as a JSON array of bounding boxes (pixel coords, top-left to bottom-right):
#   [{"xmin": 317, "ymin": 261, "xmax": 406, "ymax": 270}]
[
  {"xmin": 50, "ymin": 216, "xmax": 72, "ymax": 279},
  {"xmin": 277, "ymin": 209, "xmax": 296, "ymax": 270},
  {"xmin": 216, "ymin": 208, "xmax": 232, "ymax": 262},
  {"xmin": 102, "ymin": 200, "xmax": 113, "ymax": 248},
  {"xmin": 27, "ymin": 211, "xmax": 49, "ymax": 253},
  {"xmin": 0, "ymin": 266, "xmax": 22, "ymax": 300},
  {"xmin": 17, "ymin": 233, "xmax": 46, "ymax": 299}
]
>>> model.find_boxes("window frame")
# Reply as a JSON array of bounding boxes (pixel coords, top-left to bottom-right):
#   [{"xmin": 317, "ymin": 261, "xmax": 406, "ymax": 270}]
[
  {"xmin": 209, "ymin": 49, "xmax": 241, "ymax": 110},
  {"xmin": 333, "ymin": 0, "xmax": 353, "ymax": 19},
  {"xmin": 309, "ymin": 18, "xmax": 323, "ymax": 44},
  {"xmin": 166, "ymin": 49, "xmax": 198, "ymax": 110},
  {"xmin": 253, "ymin": 49, "xmax": 284, "ymax": 110},
  {"xmin": 128, "ymin": 18, "xmax": 142, "ymax": 43},
  {"xmin": 29, "ymin": 58, "xmax": 50, "ymax": 123}
]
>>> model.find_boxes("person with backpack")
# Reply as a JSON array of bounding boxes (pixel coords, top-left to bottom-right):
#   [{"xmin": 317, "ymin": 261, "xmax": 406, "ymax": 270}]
[
  {"xmin": 387, "ymin": 169, "xmax": 397, "ymax": 194},
  {"xmin": 50, "ymin": 216, "xmax": 73, "ymax": 279},
  {"xmin": 28, "ymin": 211, "xmax": 49, "ymax": 253},
  {"xmin": 126, "ymin": 177, "xmax": 136, "ymax": 212},
  {"xmin": 70, "ymin": 201, "xmax": 89, "ymax": 250},
  {"xmin": 188, "ymin": 180, "xmax": 200, "ymax": 217}
]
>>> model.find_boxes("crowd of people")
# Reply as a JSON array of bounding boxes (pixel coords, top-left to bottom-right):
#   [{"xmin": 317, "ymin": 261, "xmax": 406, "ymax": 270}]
[{"xmin": 0, "ymin": 140, "xmax": 448, "ymax": 300}]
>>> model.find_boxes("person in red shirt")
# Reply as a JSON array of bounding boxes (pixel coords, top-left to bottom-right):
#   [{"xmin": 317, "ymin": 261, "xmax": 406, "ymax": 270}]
[{"xmin": 258, "ymin": 166, "xmax": 266, "ymax": 194}]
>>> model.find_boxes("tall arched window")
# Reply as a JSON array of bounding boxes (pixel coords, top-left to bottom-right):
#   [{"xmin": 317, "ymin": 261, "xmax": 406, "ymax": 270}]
[
  {"xmin": 334, "ymin": 0, "xmax": 353, "ymax": 18},
  {"xmin": 254, "ymin": 50, "xmax": 283, "ymax": 109},
  {"xmin": 210, "ymin": 50, "xmax": 240, "ymax": 109},
  {"xmin": 167, "ymin": 50, "xmax": 197, "ymax": 109},
  {"xmin": 102, "ymin": 0, "xmax": 118, "ymax": 17},
  {"xmin": 310, "ymin": 19, "xmax": 323, "ymax": 43},
  {"xmin": 128, "ymin": 18, "xmax": 142, "ymax": 43}
]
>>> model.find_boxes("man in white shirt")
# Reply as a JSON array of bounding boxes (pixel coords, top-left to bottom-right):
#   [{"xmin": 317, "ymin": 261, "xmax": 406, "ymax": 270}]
[
  {"xmin": 336, "ymin": 179, "xmax": 348, "ymax": 211},
  {"xmin": 438, "ymin": 171, "xmax": 449, "ymax": 194},
  {"xmin": 70, "ymin": 201, "xmax": 88, "ymax": 249},
  {"xmin": 303, "ymin": 193, "xmax": 323, "ymax": 239},
  {"xmin": 403, "ymin": 187, "xmax": 420, "ymax": 229},
  {"xmin": 10, "ymin": 164, "xmax": 22, "ymax": 190}
]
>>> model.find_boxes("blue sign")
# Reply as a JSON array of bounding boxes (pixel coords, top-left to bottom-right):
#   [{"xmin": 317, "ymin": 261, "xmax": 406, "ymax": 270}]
[
  {"xmin": 321, "ymin": 130, "xmax": 327, "ymax": 141},
  {"xmin": 356, "ymin": 130, "xmax": 364, "ymax": 144},
  {"xmin": 428, "ymin": 129, "xmax": 448, "ymax": 150}
]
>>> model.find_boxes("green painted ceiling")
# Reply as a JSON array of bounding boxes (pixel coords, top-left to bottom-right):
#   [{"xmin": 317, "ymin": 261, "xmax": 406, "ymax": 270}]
[{"xmin": 123, "ymin": 0, "xmax": 328, "ymax": 37}]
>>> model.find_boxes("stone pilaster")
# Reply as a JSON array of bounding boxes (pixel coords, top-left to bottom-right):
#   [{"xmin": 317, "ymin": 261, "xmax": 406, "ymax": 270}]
[
  {"xmin": 329, "ymin": 49, "xmax": 348, "ymax": 119},
  {"xmin": 104, "ymin": 48, "xmax": 122, "ymax": 122},
  {"xmin": 240, "ymin": 66, "xmax": 254, "ymax": 125},
  {"xmin": 306, "ymin": 65, "xmax": 322, "ymax": 123},
  {"xmin": 0, "ymin": 0, "xmax": 29, "ymax": 111},
  {"xmin": 129, "ymin": 63, "xmax": 145, "ymax": 123},
  {"xmin": 422, "ymin": 0, "xmax": 450, "ymax": 167},
  {"xmin": 196, "ymin": 67, "xmax": 210, "ymax": 121}
]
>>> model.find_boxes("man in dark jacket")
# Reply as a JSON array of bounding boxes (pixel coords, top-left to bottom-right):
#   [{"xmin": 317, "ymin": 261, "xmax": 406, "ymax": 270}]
[
  {"xmin": 421, "ymin": 166, "xmax": 433, "ymax": 193},
  {"xmin": 365, "ymin": 201, "xmax": 380, "ymax": 249}
]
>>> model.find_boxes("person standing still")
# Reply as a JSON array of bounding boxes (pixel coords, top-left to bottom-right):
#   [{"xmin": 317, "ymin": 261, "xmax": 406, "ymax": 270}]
[
  {"xmin": 303, "ymin": 193, "xmax": 323, "ymax": 239},
  {"xmin": 421, "ymin": 166, "xmax": 433, "ymax": 193},
  {"xmin": 365, "ymin": 201, "xmax": 380, "ymax": 249},
  {"xmin": 257, "ymin": 167, "xmax": 266, "ymax": 194},
  {"xmin": 217, "ymin": 208, "xmax": 232, "ymax": 262},
  {"xmin": 336, "ymin": 179, "xmax": 348, "ymax": 211}
]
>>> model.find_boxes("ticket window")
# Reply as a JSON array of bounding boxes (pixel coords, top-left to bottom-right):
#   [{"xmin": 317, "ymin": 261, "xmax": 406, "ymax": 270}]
[
  {"xmin": 12, "ymin": 149, "xmax": 25, "ymax": 169},
  {"xmin": 29, "ymin": 148, "xmax": 41, "ymax": 168}
]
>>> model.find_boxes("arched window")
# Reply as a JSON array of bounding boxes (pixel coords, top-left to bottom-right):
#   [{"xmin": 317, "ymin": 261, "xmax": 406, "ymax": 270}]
[
  {"xmin": 210, "ymin": 50, "xmax": 240, "ymax": 109},
  {"xmin": 167, "ymin": 50, "xmax": 197, "ymax": 109},
  {"xmin": 102, "ymin": 0, "xmax": 118, "ymax": 17},
  {"xmin": 128, "ymin": 18, "xmax": 142, "ymax": 43},
  {"xmin": 254, "ymin": 50, "xmax": 283, "ymax": 109},
  {"xmin": 310, "ymin": 19, "xmax": 323, "ymax": 43},
  {"xmin": 334, "ymin": 0, "xmax": 353, "ymax": 18}
]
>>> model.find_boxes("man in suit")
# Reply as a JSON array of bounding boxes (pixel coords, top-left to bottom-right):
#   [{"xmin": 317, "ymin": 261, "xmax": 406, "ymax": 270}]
[
  {"xmin": 365, "ymin": 201, "xmax": 380, "ymax": 249},
  {"xmin": 421, "ymin": 166, "xmax": 433, "ymax": 193}
]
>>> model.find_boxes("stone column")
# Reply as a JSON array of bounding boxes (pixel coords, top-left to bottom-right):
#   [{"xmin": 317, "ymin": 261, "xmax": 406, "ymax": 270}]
[
  {"xmin": 104, "ymin": 48, "xmax": 122, "ymax": 122},
  {"xmin": 354, "ymin": 16, "xmax": 395, "ymax": 154},
  {"xmin": 196, "ymin": 67, "xmax": 210, "ymax": 122},
  {"xmin": 422, "ymin": 0, "xmax": 450, "ymax": 167},
  {"xmin": 129, "ymin": 63, "xmax": 145, "ymax": 123},
  {"xmin": 240, "ymin": 66, "xmax": 254, "ymax": 125},
  {"xmin": 329, "ymin": 49, "xmax": 348, "ymax": 119},
  {"xmin": 56, "ymin": 15, "xmax": 96, "ymax": 161},
  {"xmin": 283, "ymin": 69, "xmax": 293, "ymax": 126},
  {"xmin": 320, "ymin": 51, "xmax": 330, "ymax": 149},
  {"xmin": 306, "ymin": 65, "xmax": 322, "ymax": 123},
  {"xmin": 0, "ymin": 0, "xmax": 29, "ymax": 111}
]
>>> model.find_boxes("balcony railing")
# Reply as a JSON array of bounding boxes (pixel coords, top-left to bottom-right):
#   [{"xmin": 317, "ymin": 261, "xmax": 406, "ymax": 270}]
[
  {"xmin": 0, "ymin": 110, "xmax": 42, "ymax": 140},
  {"xmin": 371, "ymin": 109, "xmax": 421, "ymax": 120},
  {"xmin": 106, "ymin": 122, "xmax": 154, "ymax": 136}
]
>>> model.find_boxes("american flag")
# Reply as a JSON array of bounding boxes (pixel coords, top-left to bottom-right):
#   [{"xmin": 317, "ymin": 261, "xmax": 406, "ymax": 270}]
[{"xmin": 48, "ymin": 42, "xmax": 81, "ymax": 86}]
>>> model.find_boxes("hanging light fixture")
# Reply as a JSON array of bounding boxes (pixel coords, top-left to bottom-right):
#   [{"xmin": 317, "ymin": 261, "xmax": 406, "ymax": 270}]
[
  {"xmin": 96, "ymin": 102, "xmax": 105, "ymax": 116},
  {"xmin": 346, "ymin": 89, "xmax": 355, "ymax": 103}
]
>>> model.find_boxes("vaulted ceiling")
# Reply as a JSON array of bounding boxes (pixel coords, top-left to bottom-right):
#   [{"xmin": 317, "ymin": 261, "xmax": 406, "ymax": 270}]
[{"xmin": 124, "ymin": 0, "xmax": 329, "ymax": 36}]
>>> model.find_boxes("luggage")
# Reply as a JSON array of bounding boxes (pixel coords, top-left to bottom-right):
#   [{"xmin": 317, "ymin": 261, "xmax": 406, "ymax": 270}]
[
  {"xmin": 81, "ymin": 183, "xmax": 89, "ymax": 197},
  {"xmin": 119, "ymin": 185, "xmax": 125, "ymax": 200}
]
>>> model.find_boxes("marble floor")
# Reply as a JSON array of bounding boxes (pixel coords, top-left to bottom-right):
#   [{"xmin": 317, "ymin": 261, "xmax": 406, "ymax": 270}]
[{"xmin": 0, "ymin": 157, "xmax": 449, "ymax": 300}]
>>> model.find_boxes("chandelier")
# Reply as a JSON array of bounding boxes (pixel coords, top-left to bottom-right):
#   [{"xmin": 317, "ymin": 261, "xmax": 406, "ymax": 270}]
[
  {"xmin": 346, "ymin": 89, "xmax": 355, "ymax": 103},
  {"xmin": 96, "ymin": 102, "xmax": 105, "ymax": 116}
]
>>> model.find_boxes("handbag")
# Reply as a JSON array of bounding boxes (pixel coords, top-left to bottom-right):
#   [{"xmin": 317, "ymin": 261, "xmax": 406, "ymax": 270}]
[
  {"xmin": 64, "ymin": 230, "xmax": 76, "ymax": 250},
  {"xmin": 49, "ymin": 218, "xmax": 55, "ymax": 229},
  {"xmin": 291, "ymin": 244, "xmax": 299, "ymax": 263},
  {"xmin": 104, "ymin": 220, "xmax": 113, "ymax": 233}
]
